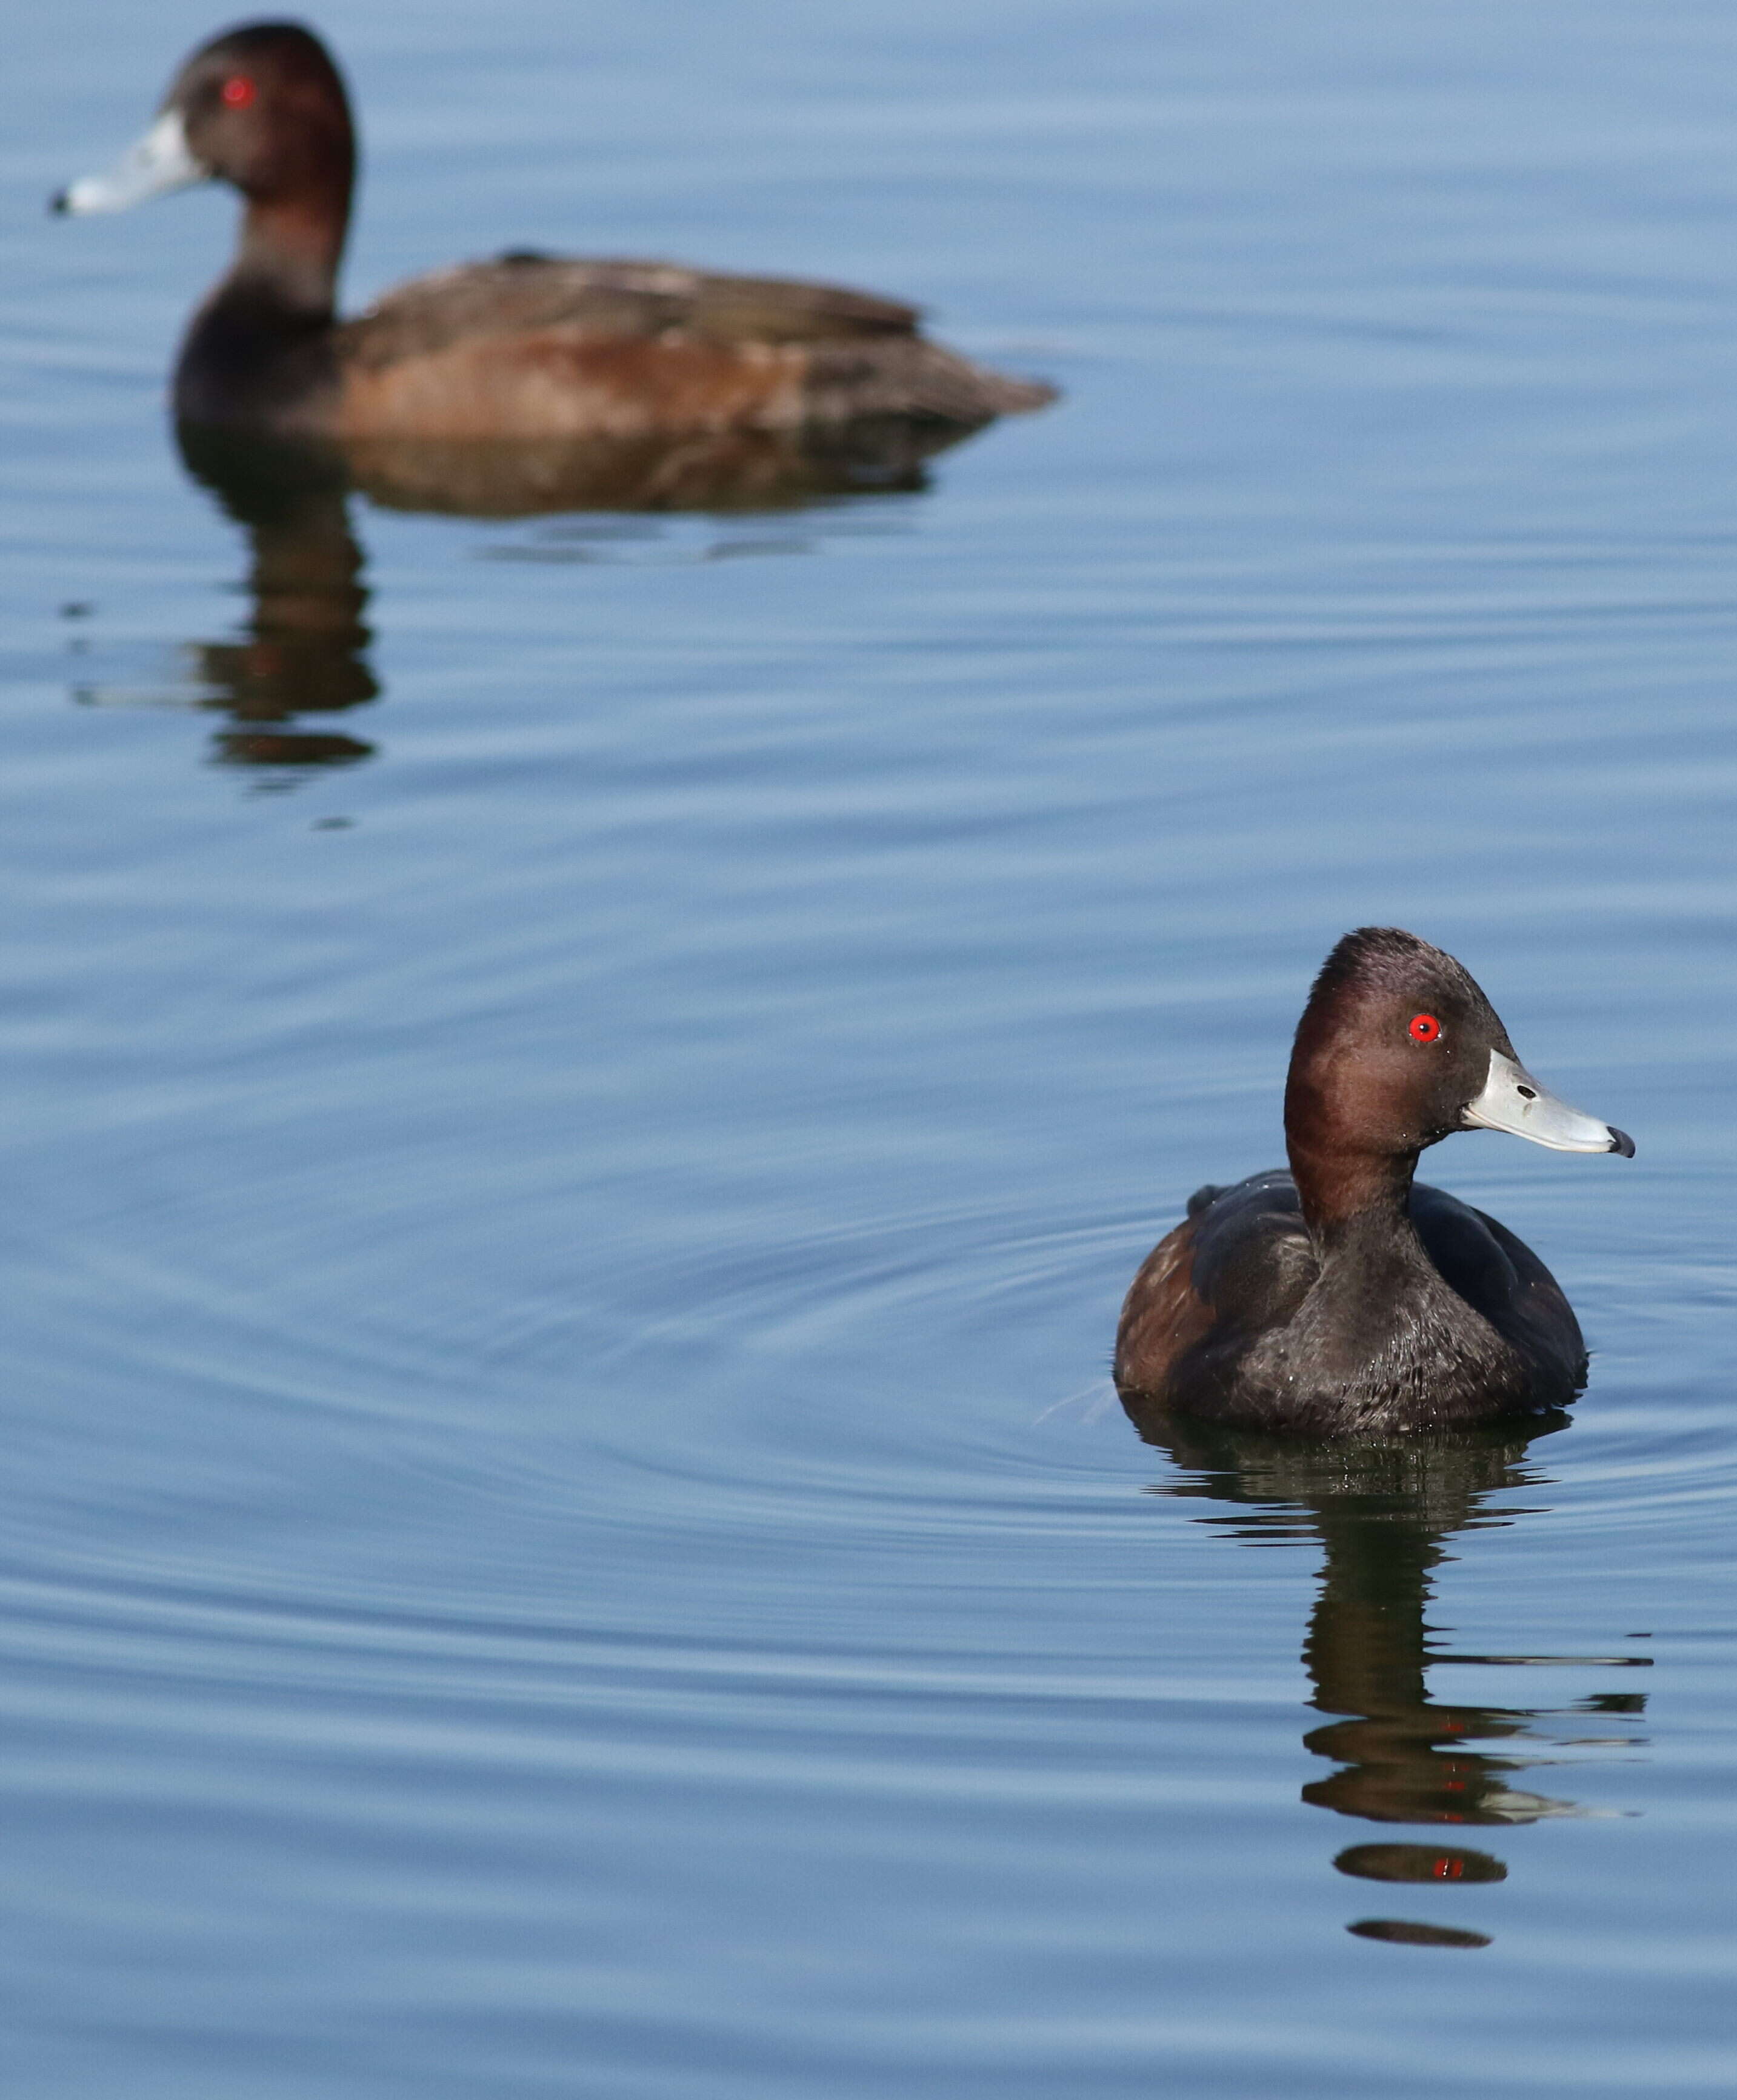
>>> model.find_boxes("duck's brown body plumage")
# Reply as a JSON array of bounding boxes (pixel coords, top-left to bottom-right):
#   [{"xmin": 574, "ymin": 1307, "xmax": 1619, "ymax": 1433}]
[
  {"xmin": 325, "ymin": 256, "xmax": 1052, "ymax": 444},
  {"xmin": 1115, "ymin": 1168, "xmax": 1589, "ymax": 1436},
  {"xmin": 59, "ymin": 22, "xmax": 1055, "ymax": 446}
]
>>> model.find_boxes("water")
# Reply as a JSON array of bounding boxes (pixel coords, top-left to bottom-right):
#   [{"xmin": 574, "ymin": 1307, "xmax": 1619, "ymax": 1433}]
[{"xmin": 3, "ymin": 0, "xmax": 1735, "ymax": 2091}]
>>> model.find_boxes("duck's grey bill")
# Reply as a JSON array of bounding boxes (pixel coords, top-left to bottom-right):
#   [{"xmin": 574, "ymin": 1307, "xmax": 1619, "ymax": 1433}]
[
  {"xmin": 53, "ymin": 110, "xmax": 205, "ymax": 215},
  {"xmin": 1462, "ymin": 1048, "xmax": 1634, "ymax": 1156}
]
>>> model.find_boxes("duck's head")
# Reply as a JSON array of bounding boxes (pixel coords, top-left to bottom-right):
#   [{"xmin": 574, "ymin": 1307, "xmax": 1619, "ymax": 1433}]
[
  {"xmin": 1285, "ymin": 928, "xmax": 1633, "ymax": 1199},
  {"xmin": 53, "ymin": 21, "xmax": 353, "ymax": 221}
]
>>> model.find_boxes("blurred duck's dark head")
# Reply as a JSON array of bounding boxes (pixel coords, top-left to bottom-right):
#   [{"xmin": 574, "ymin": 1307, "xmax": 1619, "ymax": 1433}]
[{"xmin": 55, "ymin": 22, "xmax": 354, "ymax": 254}]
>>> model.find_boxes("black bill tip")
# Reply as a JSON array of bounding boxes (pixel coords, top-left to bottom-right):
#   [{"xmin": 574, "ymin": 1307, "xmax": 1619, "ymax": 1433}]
[
  {"xmin": 49, "ymin": 188, "xmax": 71, "ymax": 216},
  {"xmin": 1608, "ymin": 1127, "xmax": 1636, "ymax": 1159}
]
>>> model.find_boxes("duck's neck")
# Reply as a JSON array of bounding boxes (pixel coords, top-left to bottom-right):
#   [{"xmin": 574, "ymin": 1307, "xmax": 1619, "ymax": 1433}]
[
  {"xmin": 229, "ymin": 191, "xmax": 348, "ymax": 319},
  {"xmin": 1287, "ymin": 1129, "xmax": 1420, "ymax": 1250},
  {"xmin": 176, "ymin": 187, "xmax": 348, "ymax": 427}
]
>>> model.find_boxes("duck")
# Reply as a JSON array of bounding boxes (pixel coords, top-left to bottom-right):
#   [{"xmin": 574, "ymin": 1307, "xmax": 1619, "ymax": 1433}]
[
  {"xmin": 53, "ymin": 20, "xmax": 1055, "ymax": 444},
  {"xmin": 1113, "ymin": 928, "xmax": 1634, "ymax": 1435}
]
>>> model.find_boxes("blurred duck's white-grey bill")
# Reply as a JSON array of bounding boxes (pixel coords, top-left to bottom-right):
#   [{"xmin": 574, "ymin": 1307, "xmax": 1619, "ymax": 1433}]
[
  {"xmin": 1462, "ymin": 1048, "xmax": 1635, "ymax": 1156},
  {"xmin": 54, "ymin": 110, "xmax": 205, "ymax": 215}
]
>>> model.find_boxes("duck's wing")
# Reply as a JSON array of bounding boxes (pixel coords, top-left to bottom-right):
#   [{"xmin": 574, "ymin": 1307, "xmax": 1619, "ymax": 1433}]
[
  {"xmin": 338, "ymin": 255, "xmax": 921, "ymax": 370},
  {"xmin": 1409, "ymin": 1182, "xmax": 1587, "ymax": 1387},
  {"xmin": 1115, "ymin": 1170, "xmax": 1316, "ymax": 1401},
  {"xmin": 335, "ymin": 254, "xmax": 1052, "ymax": 440}
]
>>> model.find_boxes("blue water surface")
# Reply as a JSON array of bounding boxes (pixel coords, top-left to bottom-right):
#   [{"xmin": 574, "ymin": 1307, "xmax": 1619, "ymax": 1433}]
[{"xmin": 1, "ymin": 0, "xmax": 1733, "ymax": 2092}]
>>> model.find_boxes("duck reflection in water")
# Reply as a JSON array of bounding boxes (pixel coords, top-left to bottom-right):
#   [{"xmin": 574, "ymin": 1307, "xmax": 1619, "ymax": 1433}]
[
  {"xmin": 172, "ymin": 414, "xmax": 975, "ymax": 774},
  {"xmin": 1125, "ymin": 1401, "xmax": 1650, "ymax": 1950},
  {"xmin": 176, "ymin": 425, "xmax": 376, "ymax": 771}
]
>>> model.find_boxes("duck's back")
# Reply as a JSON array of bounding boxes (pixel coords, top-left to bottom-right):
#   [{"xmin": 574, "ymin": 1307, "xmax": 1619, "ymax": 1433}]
[
  {"xmin": 328, "ymin": 253, "xmax": 1053, "ymax": 441},
  {"xmin": 342, "ymin": 255, "xmax": 918, "ymax": 357},
  {"xmin": 1113, "ymin": 1169, "xmax": 1587, "ymax": 1421}
]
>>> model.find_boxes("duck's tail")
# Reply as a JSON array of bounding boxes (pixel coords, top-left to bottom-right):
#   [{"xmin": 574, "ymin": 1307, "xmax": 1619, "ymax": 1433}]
[{"xmin": 802, "ymin": 336, "xmax": 1058, "ymax": 428}]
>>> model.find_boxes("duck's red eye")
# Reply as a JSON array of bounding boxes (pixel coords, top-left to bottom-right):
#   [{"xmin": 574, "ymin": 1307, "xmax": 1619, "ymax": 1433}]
[
  {"xmin": 1409, "ymin": 1013, "xmax": 1441, "ymax": 1043},
  {"xmin": 221, "ymin": 75, "xmax": 256, "ymax": 109}
]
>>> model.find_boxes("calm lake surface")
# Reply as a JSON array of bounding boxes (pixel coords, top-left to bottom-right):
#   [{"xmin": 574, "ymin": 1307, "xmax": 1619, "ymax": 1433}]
[{"xmin": 4, "ymin": 0, "xmax": 1735, "ymax": 2091}]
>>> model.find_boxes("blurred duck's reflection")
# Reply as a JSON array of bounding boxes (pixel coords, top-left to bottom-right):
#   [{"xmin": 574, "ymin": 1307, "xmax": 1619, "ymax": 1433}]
[
  {"xmin": 175, "ymin": 415, "xmax": 970, "ymax": 772},
  {"xmin": 338, "ymin": 417, "xmax": 956, "ymax": 517},
  {"xmin": 1124, "ymin": 1403, "xmax": 1649, "ymax": 1949},
  {"xmin": 178, "ymin": 426, "xmax": 376, "ymax": 770}
]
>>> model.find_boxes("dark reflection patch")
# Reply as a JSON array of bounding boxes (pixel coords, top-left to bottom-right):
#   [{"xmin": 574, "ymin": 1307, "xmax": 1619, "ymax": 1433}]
[
  {"xmin": 213, "ymin": 731, "xmax": 373, "ymax": 768},
  {"xmin": 1348, "ymin": 1918, "xmax": 1492, "ymax": 1950},
  {"xmin": 1335, "ymin": 1842, "xmax": 1506, "ymax": 1885}
]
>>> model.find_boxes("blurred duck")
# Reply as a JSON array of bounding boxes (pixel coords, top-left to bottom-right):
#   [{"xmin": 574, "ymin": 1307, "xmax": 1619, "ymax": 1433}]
[
  {"xmin": 55, "ymin": 20, "xmax": 1055, "ymax": 442},
  {"xmin": 1114, "ymin": 928, "xmax": 1633, "ymax": 1434}
]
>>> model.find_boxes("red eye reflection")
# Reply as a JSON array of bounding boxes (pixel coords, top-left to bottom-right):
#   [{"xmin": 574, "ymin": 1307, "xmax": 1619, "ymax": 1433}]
[
  {"xmin": 221, "ymin": 75, "xmax": 256, "ymax": 108},
  {"xmin": 1409, "ymin": 1013, "xmax": 1442, "ymax": 1043}
]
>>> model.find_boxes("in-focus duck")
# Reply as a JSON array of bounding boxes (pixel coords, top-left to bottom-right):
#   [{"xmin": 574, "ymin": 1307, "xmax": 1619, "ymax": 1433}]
[
  {"xmin": 53, "ymin": 21, "xmax": 1055, "ymax": 442},
  {"xmin": 1114, "ymin": 928, "xmax": 1634, "ymax": 1435}
]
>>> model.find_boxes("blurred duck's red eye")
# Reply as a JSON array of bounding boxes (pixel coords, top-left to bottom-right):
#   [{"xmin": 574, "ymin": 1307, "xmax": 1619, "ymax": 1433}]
[
  {"xmin": 1409, "ymin": 1013, "xmax": 1441, "ymax": 1043},
  {"xmin": 221, "ymin": 75, "xmax": 256, "ymax": 108}
]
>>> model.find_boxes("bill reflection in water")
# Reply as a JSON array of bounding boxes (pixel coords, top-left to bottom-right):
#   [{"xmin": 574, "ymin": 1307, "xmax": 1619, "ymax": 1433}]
[{"xmin": 1126, "ymin": 1405, "xmax": 1651, "ymax": 1950}]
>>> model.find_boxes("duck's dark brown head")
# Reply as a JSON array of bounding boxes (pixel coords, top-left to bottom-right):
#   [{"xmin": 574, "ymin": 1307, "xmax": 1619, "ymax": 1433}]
[
  {"xmin": 1284, "ymin": 927, "xmax": 1632, "ymax": 1229},
  {"xmin": 55, "ymin": 22, "xmax": 354, "ymax": 255},
  {"xmin": 170, "ymin": 24, "xmax": 353, "ymax": 211}
]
